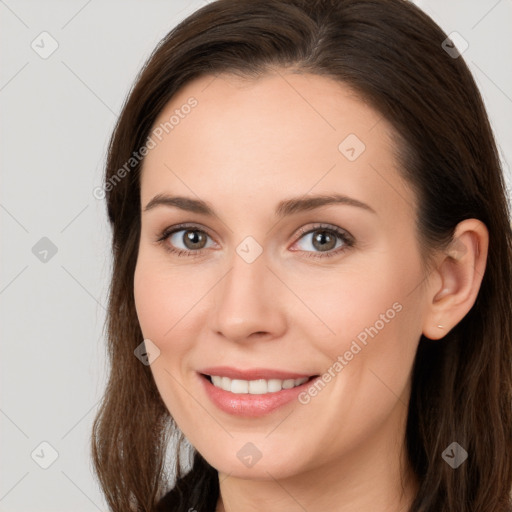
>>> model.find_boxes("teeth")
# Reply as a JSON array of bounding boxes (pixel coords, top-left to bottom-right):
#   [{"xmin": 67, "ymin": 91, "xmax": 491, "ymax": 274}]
[{"xmin": 209, "ymin": 375, "xmax": 309, "ymax": 394}]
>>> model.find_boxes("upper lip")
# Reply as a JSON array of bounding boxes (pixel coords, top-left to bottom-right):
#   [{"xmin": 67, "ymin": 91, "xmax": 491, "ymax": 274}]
[{"xmin": 198, "ymin": 366, "xmax": 317, "ymax": 381}]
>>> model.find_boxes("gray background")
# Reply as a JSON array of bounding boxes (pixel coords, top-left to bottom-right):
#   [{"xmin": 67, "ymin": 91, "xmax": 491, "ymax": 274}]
[{"xmin": 1, "ymin": 1, "xmax": 511, "ymax": 510}]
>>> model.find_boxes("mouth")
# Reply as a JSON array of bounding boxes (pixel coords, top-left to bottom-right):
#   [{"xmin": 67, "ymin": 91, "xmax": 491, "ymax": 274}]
[
  {"xmin": 200, "ymin": 373, "xmax": 319, "ymax": 395},
  {"xmin": 196, "ymin": 365, "xmax": 321, "ymax": 417},
  {"xmin": 198, "ymin": 371, "xmax": 321, "ymax": 417}
]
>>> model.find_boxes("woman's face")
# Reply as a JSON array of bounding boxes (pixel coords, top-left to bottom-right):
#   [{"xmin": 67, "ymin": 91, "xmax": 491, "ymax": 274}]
[{"xmin": 134, "ymin": 71, "xmax": 430, "ymax": 480}]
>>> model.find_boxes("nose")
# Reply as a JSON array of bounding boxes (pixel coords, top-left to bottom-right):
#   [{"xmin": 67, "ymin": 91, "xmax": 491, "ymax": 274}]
[{"xmin": 209, "ymin": 250, "xmax": 288, "ymax": 343}]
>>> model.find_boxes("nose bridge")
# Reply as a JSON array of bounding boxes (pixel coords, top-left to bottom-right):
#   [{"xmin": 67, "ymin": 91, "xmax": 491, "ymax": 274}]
[{"xmin": 210, "ymin": 245, "xmax": 286, "ymax": 341}]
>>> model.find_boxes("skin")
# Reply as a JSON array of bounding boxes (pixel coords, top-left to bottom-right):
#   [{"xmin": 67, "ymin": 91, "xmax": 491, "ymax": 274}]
[{"xmin": 133, "ymin": 70, "xmax": 488, "ymax": 512}]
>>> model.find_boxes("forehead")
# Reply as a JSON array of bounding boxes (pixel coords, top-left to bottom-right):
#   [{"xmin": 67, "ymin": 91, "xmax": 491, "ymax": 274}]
[
  {"xmin": 147, "ymin": 70, "xmax": 384, "ymax": 158},
  {"xmin": 140, "ymin": 71, "xmax": 415, "ymax": 222}
]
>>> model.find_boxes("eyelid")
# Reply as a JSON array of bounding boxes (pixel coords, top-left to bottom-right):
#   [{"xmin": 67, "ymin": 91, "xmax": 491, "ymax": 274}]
[
  {"xmin": 289, "ymin": 223, "xmax": 355, "ymax": 258},
  {"xmin": 157, "ymin": 222, "xmax": 215, "ymax": 240},
  {"xmin": 156, "ymin": 222, "xmax": 219, "ymax": 252},
  {"xmin": 291, "ymin": 223, "xmax": 354, "ymax": 245}
]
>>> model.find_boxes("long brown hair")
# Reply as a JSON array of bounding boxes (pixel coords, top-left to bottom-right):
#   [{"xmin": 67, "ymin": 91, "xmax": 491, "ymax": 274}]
[{"xmin": 91, "ymin": 1, "xmax": 512, "ymax": 510}]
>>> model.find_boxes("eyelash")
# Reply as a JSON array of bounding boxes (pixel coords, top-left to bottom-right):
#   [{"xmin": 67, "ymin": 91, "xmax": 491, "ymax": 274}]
[{"xmin": 156, "ymin": 222, "xmax": 355, "ymax": 259}]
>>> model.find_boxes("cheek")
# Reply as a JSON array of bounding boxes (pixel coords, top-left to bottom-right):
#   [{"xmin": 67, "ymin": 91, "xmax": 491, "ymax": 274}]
[
  {"xmin": 294, "ymin": 260, "xmax": 421, "ymax": 448},
  {"xmin": 302, "ymin": 251, "xmax": 422, "ymax": 377},
  {"xmin": 134, "ymin": 246, "xmax": 186, "ymax": 330},
  {"xmin": 133, "ymin": 259, "xmax": 196, "ymax": 416},
  {"xmin": 133, "ymin": 263, "xmax": 170, "ymax": 341},
  {"xmin": 295, "ymin": 263, "xmax": 404, "ymax": 339},
  {"xmin": 133, "ymin": 254, "xmax": 214, "ymax": 360},
  {"xmin": 132, "ymin": 259, "xmax": 197, "ymax": 359}
]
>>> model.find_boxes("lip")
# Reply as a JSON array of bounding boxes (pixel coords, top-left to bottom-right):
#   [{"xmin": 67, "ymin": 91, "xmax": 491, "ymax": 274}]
[
  {"xmin": 198, "ymin": 366, "xmax": 314, "ymax": 381},
  {"xmin": 197, "ymin": 371, "xmax": 320, "ymax": 418}
]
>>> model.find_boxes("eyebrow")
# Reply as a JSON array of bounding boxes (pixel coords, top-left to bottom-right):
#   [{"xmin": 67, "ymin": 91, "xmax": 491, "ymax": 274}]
[{"xmin": 143, "ymin": 193, "xmax": 377, "ymax": 217}]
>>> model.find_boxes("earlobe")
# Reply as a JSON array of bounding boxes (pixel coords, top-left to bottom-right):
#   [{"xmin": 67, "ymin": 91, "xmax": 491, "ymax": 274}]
[{"xmin": 422, "ymin": 219, "xmax": 489, "ymax": 341}]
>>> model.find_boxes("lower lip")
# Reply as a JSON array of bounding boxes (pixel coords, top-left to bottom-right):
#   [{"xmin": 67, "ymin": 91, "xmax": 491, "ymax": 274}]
[{"xmin": 198, "ymin": 373, "xmax": 318, "ymax": 417}]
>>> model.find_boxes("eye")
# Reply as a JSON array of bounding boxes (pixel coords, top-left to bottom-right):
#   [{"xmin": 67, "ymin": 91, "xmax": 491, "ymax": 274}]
[
  {"xmin": 291, "ymin": 224, "xmax": 354, "ymax": 258},
  {"xmin": 156, "ymin": 222, "xmax": 354, "ymax": 259},
  {"xmin": 156, "ymin": 224, "xmax": 215, "ymax": 257}
]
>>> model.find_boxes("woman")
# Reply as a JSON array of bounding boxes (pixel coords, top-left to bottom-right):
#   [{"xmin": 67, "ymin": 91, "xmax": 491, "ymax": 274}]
[{"xmin": 91, "ymin": 0, "xmax": 512, "ymax": 511}]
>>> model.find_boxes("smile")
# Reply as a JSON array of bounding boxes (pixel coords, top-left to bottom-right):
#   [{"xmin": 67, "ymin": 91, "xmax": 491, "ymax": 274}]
[
  {"xmin": 198, "ymin": 372, "xmax": 320, "ymax": 417},
  {"xmin": 206, "ymin": 375, "xmax": 312, "ymax": 394}
]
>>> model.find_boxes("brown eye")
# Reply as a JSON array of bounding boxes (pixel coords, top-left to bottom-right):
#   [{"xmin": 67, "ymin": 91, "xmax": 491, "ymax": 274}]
[
  {"xmin": 159, "ymin": 225, "xmax": 215, "ymax": 255},
  {"xmin": 180, "ymin": 229, "xmax": 208, "ymax": 250},
  {"xmin": 292, "ymin": 224, "xmax": 354, "ymax": 258},
  {"xmin": 310, "ymin": 229, "xmax": 338, "ymax": 252}
]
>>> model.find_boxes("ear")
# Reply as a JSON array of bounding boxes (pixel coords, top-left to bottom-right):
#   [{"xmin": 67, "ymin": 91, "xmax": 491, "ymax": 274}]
[{"xmin": 422, "ymin": 218, "xmax": 489, "ymax": 340}]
